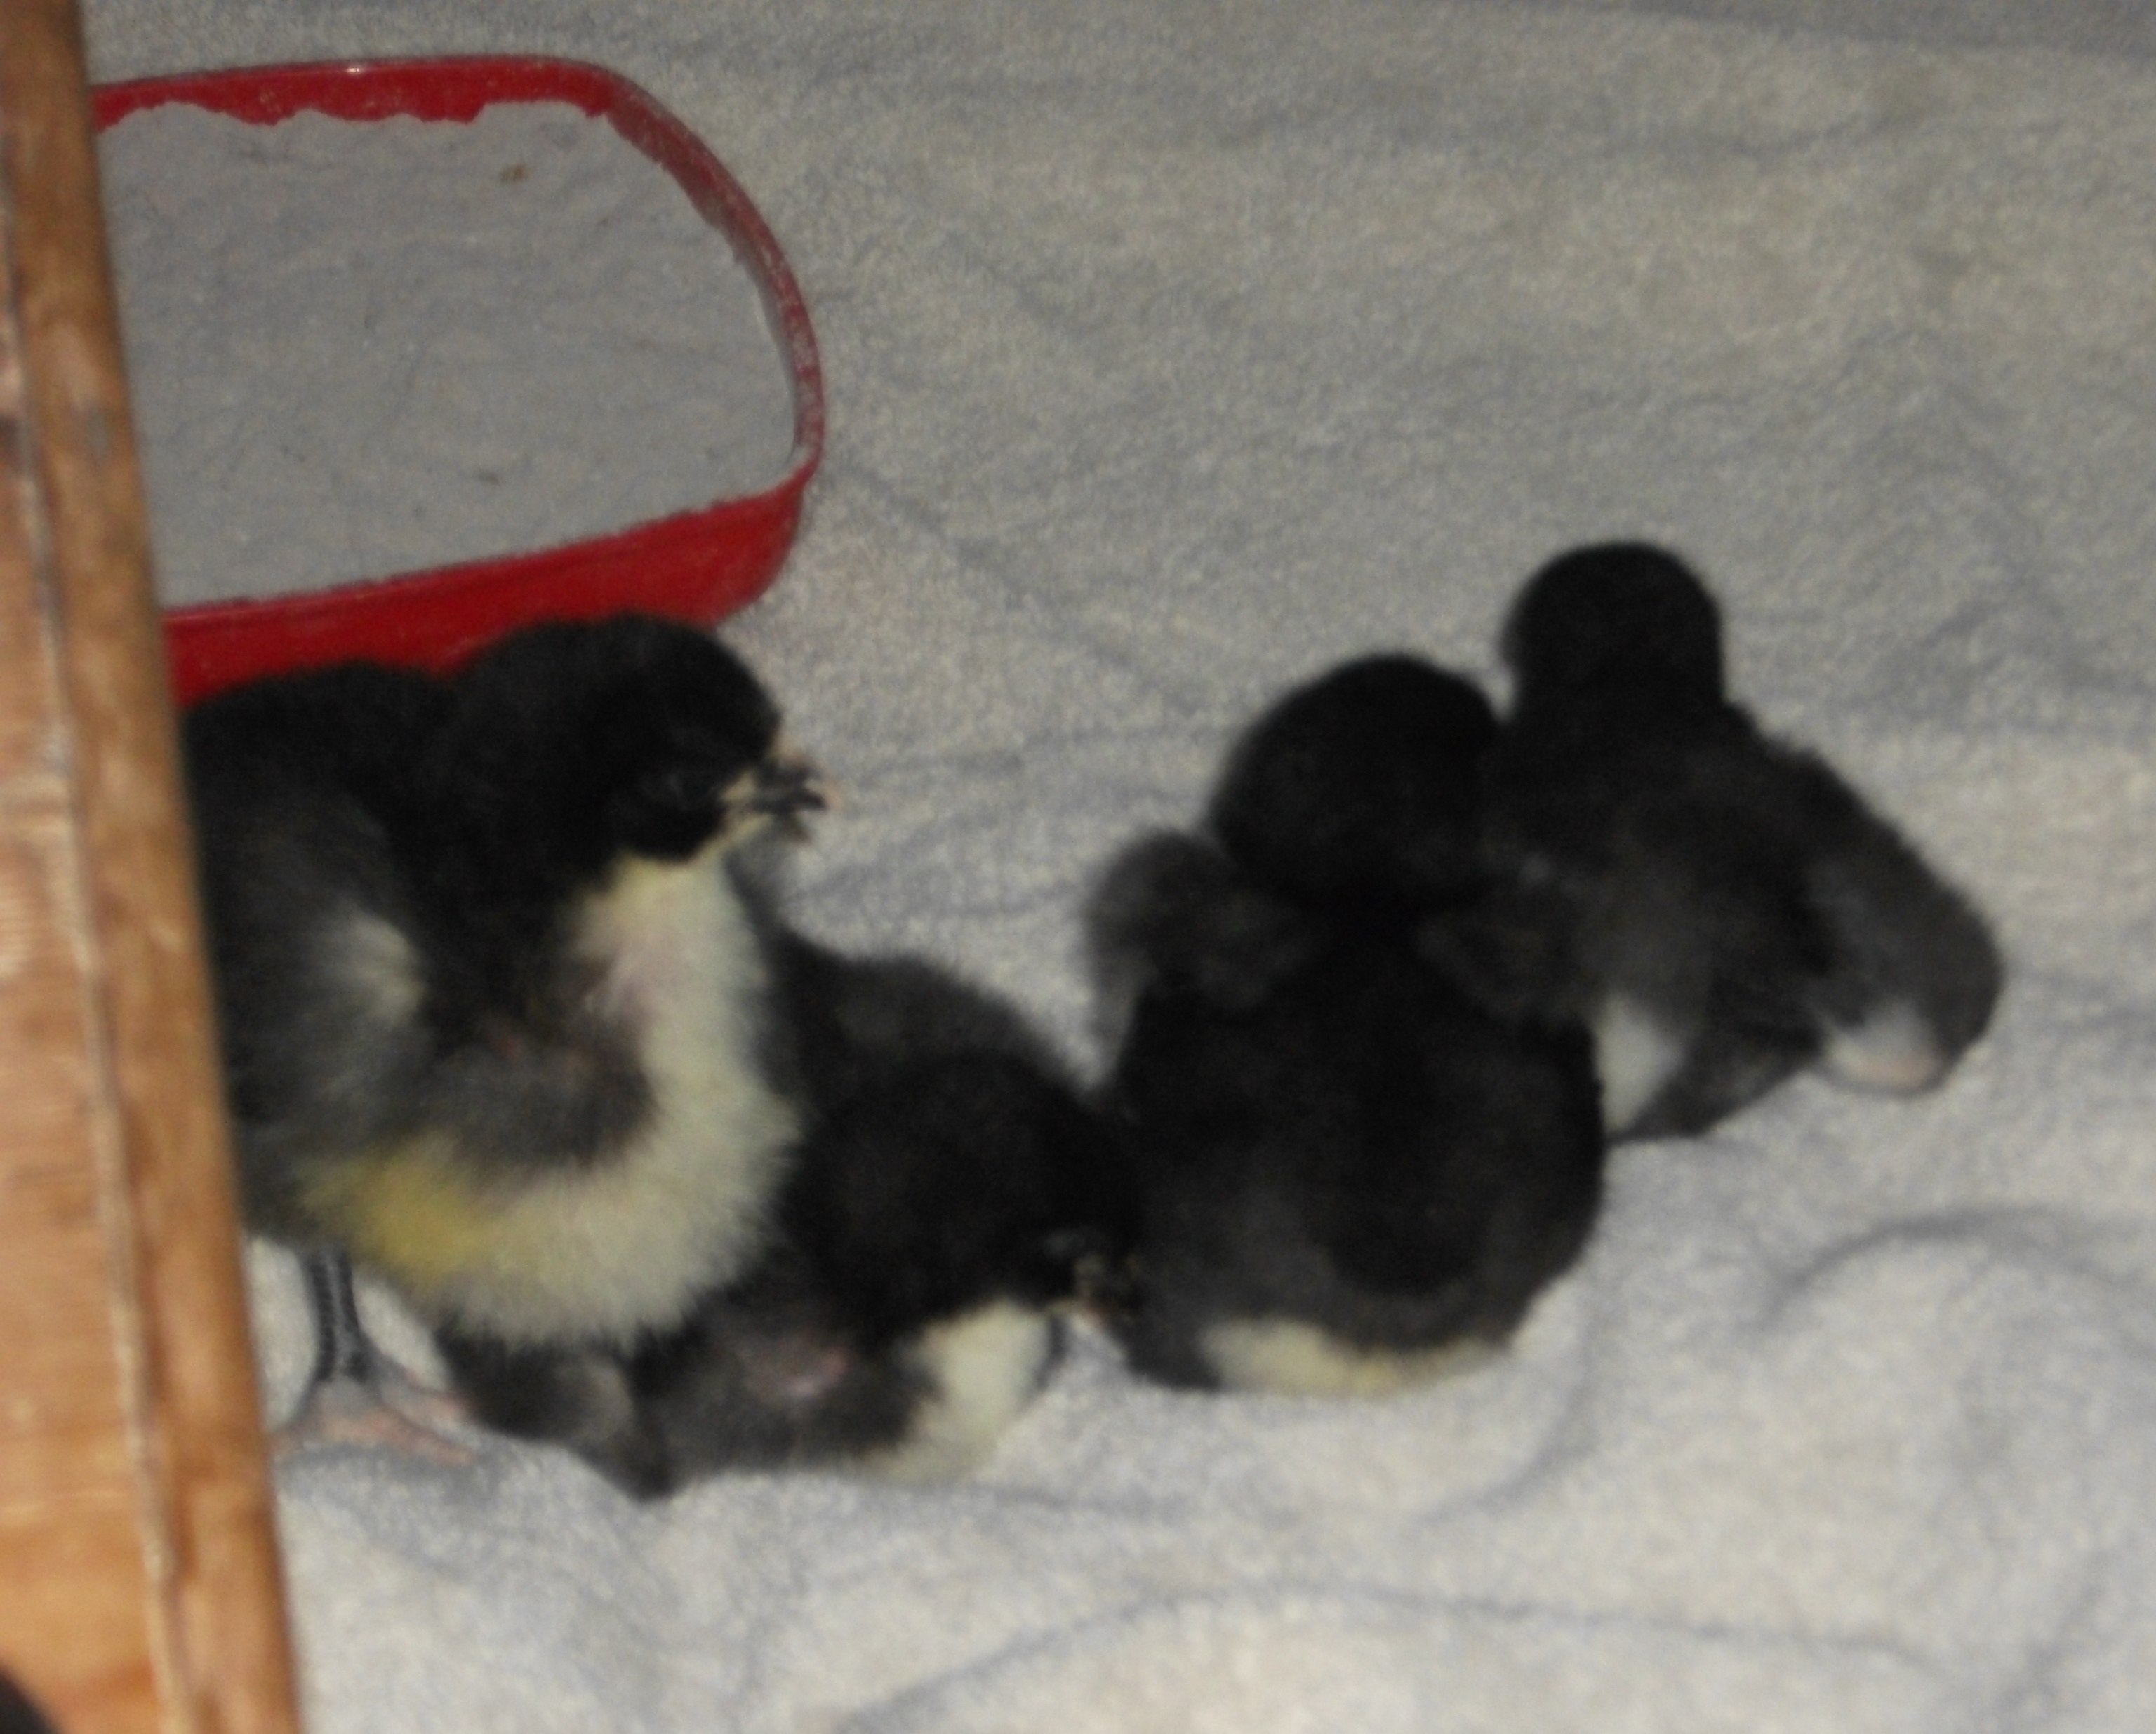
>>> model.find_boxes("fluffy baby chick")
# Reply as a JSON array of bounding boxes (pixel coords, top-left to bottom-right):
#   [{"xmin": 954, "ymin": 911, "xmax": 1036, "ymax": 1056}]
[
  {"xmin": 184, "ymin": 614, "xmax": 823, "ymax": 1458},
  {"xmin": 461, "ymin": 933, "xmax": 1133, "ymax": 1495},
  {"xmin": 1427, "ymin": 542, "xmax": 2002, "ymax": 1138},
  {"xmin": 1093, "ymin": 655, "xmax": 1606, "ymax": 1396},
  {"xmin": 1091, "ymin": 654, "xmax": 1497, "ymax": 1057}
]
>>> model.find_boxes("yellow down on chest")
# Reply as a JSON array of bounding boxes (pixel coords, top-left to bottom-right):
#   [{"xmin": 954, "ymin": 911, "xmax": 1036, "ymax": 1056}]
[
  {"xmin": 299, "ymin": 1108, "xmax": 783, "ymax": 1345},
  {"xmin": 298, "ymin": 854, "xmax": 795, "ymax": 1343},
  {"xmin": 305, "ymin": 1135, "xmax": 515, "ymax": 1296}
]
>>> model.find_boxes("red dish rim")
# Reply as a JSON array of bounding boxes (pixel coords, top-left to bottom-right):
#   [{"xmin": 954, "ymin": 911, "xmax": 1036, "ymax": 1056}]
[{"xmin": 95, "ymin": 55, "xmax": 825, "ymax": 705}]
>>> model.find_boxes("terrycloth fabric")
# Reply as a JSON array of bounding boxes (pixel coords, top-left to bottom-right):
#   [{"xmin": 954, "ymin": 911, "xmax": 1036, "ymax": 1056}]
[{"xmin": 90, "ymin": 4, "xmax": 2156, "ymax": 1730}]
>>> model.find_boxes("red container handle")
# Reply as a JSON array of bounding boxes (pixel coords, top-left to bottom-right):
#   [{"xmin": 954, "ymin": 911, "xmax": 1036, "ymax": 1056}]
[{"xmin": 94, "ymin": 57, "xmax": 825, "ymax": 705}]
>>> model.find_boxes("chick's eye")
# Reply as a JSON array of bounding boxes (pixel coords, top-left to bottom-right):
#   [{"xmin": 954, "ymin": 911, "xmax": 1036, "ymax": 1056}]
[{"xmin": 639, "ymin": 761, "xmax": 724, "ymax": 811}]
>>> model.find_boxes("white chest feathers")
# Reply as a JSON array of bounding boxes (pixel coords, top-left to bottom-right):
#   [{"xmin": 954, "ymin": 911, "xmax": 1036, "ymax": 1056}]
[
  {"xmin": 419, "ymin": 852, "xmax": 797, "ymax": 1346},
  {"xmin": 1199, "ymin": 1316, "xmax": 1500, "ymax": 1397},
  {"xmin": 1592, "ymin": 992, "xmax": 1688, "ymax": 1136}
]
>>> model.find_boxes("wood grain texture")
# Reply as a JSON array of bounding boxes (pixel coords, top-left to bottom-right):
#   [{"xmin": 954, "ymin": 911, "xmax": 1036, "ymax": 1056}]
[{"xmin": 0, "ymin": 1, "xmax": 302, "ymax": 1730}]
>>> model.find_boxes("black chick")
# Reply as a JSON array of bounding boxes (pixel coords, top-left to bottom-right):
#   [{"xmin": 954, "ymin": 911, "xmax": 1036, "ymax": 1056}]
[
  {"xmin": 1092, "ymin": 655, "xmax": 1606, "ymax": 1395},
  {"xmin": 454, "ymin": 931, "xmax": 1133, "ymax": 1494},
  {"xmin": 184, "ymin": 614, "xmax": 825, "ymax": 1458},
  {"xmin": 1090, "ymin": 654, "xmax": 1498, "ymax": 1055},
  {"xmin": 1425, "ymin": 542, "xmax": 2002, "ymax": 1138}
]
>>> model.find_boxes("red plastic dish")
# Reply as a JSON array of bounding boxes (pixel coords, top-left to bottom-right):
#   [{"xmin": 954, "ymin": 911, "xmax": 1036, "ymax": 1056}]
[{"xmin": 93, "ymin": 56, "xmax": 825, "ymax": 707}]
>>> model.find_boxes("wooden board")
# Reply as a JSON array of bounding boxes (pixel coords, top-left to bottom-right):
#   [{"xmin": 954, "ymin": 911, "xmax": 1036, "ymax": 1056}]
[{"xmin": 0, "ymin": 1, "xmax": 302, "ymax": 1730}]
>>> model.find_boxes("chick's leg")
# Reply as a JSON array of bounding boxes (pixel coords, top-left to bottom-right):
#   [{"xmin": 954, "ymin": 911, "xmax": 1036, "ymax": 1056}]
[{"xmin": 274, "ymin": 1248, "xmax": 472, "ymax": 1464}]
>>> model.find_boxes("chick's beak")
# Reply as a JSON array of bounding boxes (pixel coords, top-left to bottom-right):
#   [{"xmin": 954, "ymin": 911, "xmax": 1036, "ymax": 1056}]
[{"xmin": 746, "ymin": 740, "xmax": 830, "ymax": 824}]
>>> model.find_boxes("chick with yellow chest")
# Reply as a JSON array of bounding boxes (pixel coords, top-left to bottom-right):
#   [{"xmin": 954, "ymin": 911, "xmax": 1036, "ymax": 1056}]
[
  {"xmin": 307, "ymin": 846, "xmax": 798, "ymax": 1347},
  {"xmin": 183, "ymin": 614, "xmax": 825, "ymax": 1459}
]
